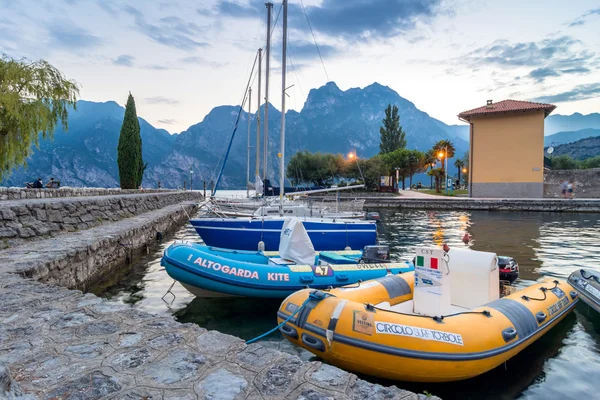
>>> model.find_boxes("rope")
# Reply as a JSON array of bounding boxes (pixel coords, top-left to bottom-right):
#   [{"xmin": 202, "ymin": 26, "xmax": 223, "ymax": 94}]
[
  {"xmin": 246, "ymin": 292, "xmax": 321, "ymax": 344},
  {"xmin": 299, "ymin": 0, "xmax": 329, "ymax": 81},
  {"xmin": 521, "ymin": 280, "xmax": 559, "ymax": 301}
]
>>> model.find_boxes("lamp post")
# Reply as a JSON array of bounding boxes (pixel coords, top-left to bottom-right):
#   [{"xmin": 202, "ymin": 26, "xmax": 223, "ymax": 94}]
[
  {"xmin": 190, "ymin": 170, "xmax": 193, "ymax": 191},
  {"xmin": 438, "ymin": 148, "xmax": 448, "ymax": 195},
  {"xmin": 394, "ymin": 167, "xmax": 400, "ymax": 193}
]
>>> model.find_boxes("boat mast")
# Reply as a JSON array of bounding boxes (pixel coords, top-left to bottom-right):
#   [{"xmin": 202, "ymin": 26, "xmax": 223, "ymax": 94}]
[
  {"xmin": 263, "ymin": 3, "xmax": 273, "ymax": 191},
  {"xmin": 246, "ymin": 87, "xmax": 252, "ymax": 198},
  {"xmin": 279, "ymin": 0, "xmax": 287, "ymax": 215},
  {"xmin": 256, "ymin": 48, "xmax": 262, "ymax": 186}
]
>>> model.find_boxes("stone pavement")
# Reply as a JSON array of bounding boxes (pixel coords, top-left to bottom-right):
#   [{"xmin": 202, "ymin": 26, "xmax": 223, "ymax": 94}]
[{"xmin": 0, "ymin": 196, "xmax": 436, "ymax": 399}]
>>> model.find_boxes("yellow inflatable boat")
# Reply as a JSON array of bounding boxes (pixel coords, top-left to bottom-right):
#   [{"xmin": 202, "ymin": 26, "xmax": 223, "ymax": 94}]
[{"xmin": 277, "ymin": 246, "xmax": 579, "ymax": 382}]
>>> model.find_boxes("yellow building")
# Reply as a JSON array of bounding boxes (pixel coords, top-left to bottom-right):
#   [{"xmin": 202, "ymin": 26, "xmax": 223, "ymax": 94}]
[{"xmin": 458, "ymin": 100, "xmax": 556, "ymax": 198}]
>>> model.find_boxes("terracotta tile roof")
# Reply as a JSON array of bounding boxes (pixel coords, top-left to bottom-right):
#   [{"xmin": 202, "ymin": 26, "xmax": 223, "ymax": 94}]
[{"xmin": 458, "ymin": 99, "xmax": 556, "ymax": 120}]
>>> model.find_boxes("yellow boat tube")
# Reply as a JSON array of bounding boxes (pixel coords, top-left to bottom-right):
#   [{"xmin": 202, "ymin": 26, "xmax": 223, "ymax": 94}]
[{"xmin": 278, "ymin": 263, "xmax": 579, "ymax": 382}]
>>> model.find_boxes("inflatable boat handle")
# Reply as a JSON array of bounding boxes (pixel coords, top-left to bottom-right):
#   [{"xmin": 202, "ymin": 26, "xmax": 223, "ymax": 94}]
[
  {"xmin": 522, "ymin": 281, "xmax": 559, "ymax": 301},
  {"xmin": 581, "ymin": 270, "xmax": 600, "ymax": 283}
]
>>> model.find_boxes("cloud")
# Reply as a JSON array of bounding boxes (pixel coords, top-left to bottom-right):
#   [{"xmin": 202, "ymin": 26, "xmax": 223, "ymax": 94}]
[
  {"xmin": 112, "ymin": 54, "xmax": 135, "ymax": 67},
  {"xmin": 145, "ymin": 64, "xmax": 171, "ymax": 70},
  {"xmin": 216, "ymin": 0, "xmax": 443, "ymax": 41},
  {"xmin": 568, "ymin": 8, "xmax": 600, "ymax": 27},
  {"xmin": 528, "ymin": 67, "xmax": 560, "ymax": 82},
  {"xmin": 178, "ymin": 56, "xmax": 227, "ymax": 68},
  {"xmin": 146, "ymin": 96, "xmax": 180, "ymax": 105},
  {"xmin": 123, "ymin": 6, "xmax": 209, "ymax": 51},
  {"xmin": 531, "ymin": 83, "xmax": 600, "ymax": 103},
  {"xmin": 459, "ymin": 36, "xmax": 597, "ymax": 85},
  {"xmin": 273, "ymin": 40, "xmax": 340, "ymax": 61},
  {"xmin": 46, "ymin": 21, "xmax": 103, "ymax": 50},
  {"xmin": 158, "ymin": 119, "xmax": 177, "ymax": 125},
  {"xmin": 462, "ymin": 36, "xmax": 587, "ymax": 67}
]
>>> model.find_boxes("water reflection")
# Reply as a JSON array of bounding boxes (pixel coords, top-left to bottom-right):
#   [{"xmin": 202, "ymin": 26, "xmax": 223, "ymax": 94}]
[{"xmin": 92, "ymin": 208, "xmax": 600, "ymax": 400}]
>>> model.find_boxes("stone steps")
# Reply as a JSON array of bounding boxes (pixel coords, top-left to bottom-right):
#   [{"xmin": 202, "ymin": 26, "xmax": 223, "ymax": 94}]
[{"xmin": 0, "ymin": 191, "xmax": 203, "ymax": 250}]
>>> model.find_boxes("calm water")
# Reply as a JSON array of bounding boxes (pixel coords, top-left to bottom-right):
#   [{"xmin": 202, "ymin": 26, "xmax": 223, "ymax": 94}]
[{"xmin": 90, "ymin": 204, "xmax": 600, "ymax": 400}]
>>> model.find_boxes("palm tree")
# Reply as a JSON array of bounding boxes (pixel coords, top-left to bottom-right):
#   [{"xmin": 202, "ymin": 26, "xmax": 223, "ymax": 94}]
[
  {"xmin": 423, "ymin": 149, "xmax": 436, "ymax": 189},
  {"xmin": 432, "ymin": 139, "xmax": 456, "ymax": 173},
  {"xmin": 454, "ymin": 159, "xmax": 465, "ymax": 187}
]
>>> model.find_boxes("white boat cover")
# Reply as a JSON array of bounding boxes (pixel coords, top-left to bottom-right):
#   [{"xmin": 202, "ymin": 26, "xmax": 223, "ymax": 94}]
[{"xmin": 279, "ymin": 218, "xmax": 315, "ymax": 265}]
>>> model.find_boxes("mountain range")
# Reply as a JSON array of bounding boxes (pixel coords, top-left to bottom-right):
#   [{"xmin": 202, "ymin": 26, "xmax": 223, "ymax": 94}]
[{"xmin": 1, "ymin": 82, "xmax": 597, "ymax": 189}]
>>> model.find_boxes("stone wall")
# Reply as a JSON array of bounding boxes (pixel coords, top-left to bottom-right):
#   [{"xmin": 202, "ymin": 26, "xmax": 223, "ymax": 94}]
[
  {"xmin": 0, "ymin": 187, "xmax": 193, "ymax": 201},
  {"xmin": 544, "ymin": 168, "xmax": 600, "ymax": 198},
  {"xmin": 0, "ymin": 192, "xmax": 203, "ymax": 249},
  {"xmin": 361, "ymin": 197, "xmax": 600, "ymax": 212},
  {"xmin": 2, "ymin": 202, "xmax": 197, "ymax": 291}
]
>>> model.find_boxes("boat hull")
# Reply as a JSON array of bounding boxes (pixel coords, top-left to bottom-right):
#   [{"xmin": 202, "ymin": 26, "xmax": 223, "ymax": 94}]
[
  {"xmin": 568, "ymin": 269, "xmax": 600, "ymax": 314},
  {"xmin": 189, "ymin": 218, "xmax": 377, "ymax": 251},
  {"xmin": 161, "ymin": 242, "xmax": 413, "ymax": 298},
  {"xmin": 277, "ymin": 273, "xmax": 579, "ymax": 382}
]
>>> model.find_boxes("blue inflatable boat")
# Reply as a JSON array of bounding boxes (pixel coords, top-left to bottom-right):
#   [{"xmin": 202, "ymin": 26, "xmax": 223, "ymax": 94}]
[{"xmin": 161, "ymin": 242, "xmax": 414, "ymax": 298}]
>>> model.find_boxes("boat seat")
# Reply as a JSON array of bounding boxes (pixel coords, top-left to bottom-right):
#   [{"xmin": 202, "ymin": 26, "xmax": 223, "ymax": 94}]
[
  {"xmin": 376, "ymin": 300, "xmax": 469, "ymax": 315},
  {"xmin": 319, "ymin": 251, "xmax": 356, "ymax": 265}
]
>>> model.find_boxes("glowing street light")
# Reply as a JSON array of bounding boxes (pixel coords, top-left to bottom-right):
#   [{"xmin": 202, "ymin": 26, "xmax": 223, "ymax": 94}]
[
  {"xmin": 348, "ymin": 152, "xmax": 355, "ymax": 160},
  {"xmin": 438, "ymin": 151, "xmax": 444, "ymax": 158},
  {"xmin": 462, "ymin": 168, "xmax": 467, "ymax": 173}
]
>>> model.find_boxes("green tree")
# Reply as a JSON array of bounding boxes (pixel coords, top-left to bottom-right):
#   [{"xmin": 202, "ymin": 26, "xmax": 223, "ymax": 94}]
[
  {"xmin": 117, "ymin": 93, "xmax": 146, "ymax": 189},
  {"xmin": 423, "ymin": 149, "xmax": 437, "ymax": 189},
  {"xmin": 432, "ymin": 139, "xmax": 456, "ymax": 173},
  {"xmin": 406, "ymin": 150, "xmax": 424, "ymax": 188},
  {"xmin": 427, "ymin": 168, "xmax": 445, "ymax": 193},
  {"xmin": 582, "ymin": 156, "xmax": 600, "ymax": 169},
  {"xmin": 551, "ymin": 155, "xmax": 580, "ymax": 170},
  {"xmin": 0, "ymin": 55, "xmax": 79, "ymax": 180},
  {"xmin": 379, "ymin": 104, "xmax": 407, "ymax": 154},
  {"xmin": 286, "ymin": 151, "xmax": 345, "ymax": 186},
  {"xmin": 381, "ymin": 148, "xmax": 409, "ymax": 190},
  {"xmin": 454, "ymin": 158, "xmax": 465, "ymax": 187}
]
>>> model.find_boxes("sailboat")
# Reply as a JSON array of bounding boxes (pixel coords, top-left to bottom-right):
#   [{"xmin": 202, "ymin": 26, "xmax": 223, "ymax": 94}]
[{"xmin": 190, "ymin": 0, "xmax": 377, "ymax": 251}]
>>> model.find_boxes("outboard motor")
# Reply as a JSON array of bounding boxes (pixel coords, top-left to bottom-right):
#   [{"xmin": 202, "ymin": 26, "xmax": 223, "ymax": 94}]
[{"xmin": 360, "ymin": 245, "xmax": 391, "ymax": 263}]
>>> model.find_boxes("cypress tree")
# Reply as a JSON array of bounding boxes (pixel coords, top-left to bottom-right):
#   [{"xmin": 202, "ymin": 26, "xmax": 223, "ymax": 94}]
[
  {"xmin": 379, "ymin": 104, "xmax": 407, "ymax": 154},
  {"xmin": 117, "ymin": 93, "xmax": 145, "ymax": 189}
]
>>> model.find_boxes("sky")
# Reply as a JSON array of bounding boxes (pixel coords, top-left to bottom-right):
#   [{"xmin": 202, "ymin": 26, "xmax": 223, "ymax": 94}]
[{"xmin": 1, "ymin": 0, "xmax": 599, "ymax": 133}]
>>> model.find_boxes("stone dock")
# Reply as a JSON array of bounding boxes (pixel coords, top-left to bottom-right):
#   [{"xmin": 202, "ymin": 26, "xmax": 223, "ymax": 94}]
[
  {"xmin": 0, "ymin": 189, "xmax": 431, "ymax": 400},
  {"xmin": 361, "ymin": 197, "xmax": 600, "ymax": 212}
]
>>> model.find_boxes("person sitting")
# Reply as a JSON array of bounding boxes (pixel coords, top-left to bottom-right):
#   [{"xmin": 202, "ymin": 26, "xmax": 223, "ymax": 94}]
[
  {"xmin": 32, "ymin": 178, "xmax": 43, "ymax": 188},
  {"xmin": 45, "ymin": 177, "xmax": 60, "ymax": 188}
]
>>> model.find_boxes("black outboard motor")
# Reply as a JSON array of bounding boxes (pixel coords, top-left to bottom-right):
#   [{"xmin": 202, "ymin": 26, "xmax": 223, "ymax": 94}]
[{"xmin": 360, "ymin": 245, "xmax": 391, "ymax": 263}]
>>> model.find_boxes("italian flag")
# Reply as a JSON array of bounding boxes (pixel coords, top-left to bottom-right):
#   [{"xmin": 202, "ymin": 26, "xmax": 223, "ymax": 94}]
[{"xmin": 416, "ymin": 256, "xmax": 438, "ymax": 269}]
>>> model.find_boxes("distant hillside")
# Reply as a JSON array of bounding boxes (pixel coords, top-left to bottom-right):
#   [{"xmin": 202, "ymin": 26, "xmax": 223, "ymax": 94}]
[
  {"xmin": 1, "ymin": 82, "xmax": 470, "ymax": 189},
  {"xmin": 544, "ymin": 128, "xmax": 600, "ymax": 146},
  {"xmin": 545, "ymin": 113, "xmax": 600, "ymax": 136},
  {"xmin": 549, "ymin": 136, "xmax": 600, "ymax": 160}
]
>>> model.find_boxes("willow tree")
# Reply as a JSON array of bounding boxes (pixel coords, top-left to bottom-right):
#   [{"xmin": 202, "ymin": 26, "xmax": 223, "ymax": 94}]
[
  {"xmin": 0, "ymin": 55, "xmax": 79, "ymax": 180},
  {"xmin": 117, "ymin": 93, "xmax": 146, "ymax": 189}
]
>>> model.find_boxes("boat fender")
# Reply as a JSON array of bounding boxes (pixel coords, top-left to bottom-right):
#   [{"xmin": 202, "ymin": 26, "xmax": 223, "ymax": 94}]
[
  {"xmin": 326, "ymin": 300, "xmax": 348, "ymax": 346},
  {"xmin": 280, "ymin": 324, "xmax": 298, "ymax": 339},
  {"xmin": 501, "ymin": 327, "xmax": 518, "ymax": 342},
  {"xmin": 570, "ymin": 291, "xmax": 578, "ymax": 300},
  {"xmin": 302, "ymin": 333, "xmax": 326, "ymax": 352},
  {"xmin": 535, "ymin": 312, "xmax": 547, "ymax": 323},
  {"xmin": 258, "ymin": 241, "xmax": 265, "ymax": 251}
]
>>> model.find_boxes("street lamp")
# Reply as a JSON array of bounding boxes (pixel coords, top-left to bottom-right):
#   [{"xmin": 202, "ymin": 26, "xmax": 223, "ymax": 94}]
[
  {"xmin": 394, "ymin": 167, "xmax": 400, "ymax": 193},
  {"xmin": 438, "ymin": 148, "xmax": 448, "ymax": 194},
  {"xmin": 190, "ymin": 170, "xmax": 193, "ymax": 191}
]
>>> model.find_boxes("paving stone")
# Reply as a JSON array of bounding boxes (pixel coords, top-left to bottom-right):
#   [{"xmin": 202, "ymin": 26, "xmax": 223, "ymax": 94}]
[
  {"xmin": 142, "ymin": 349, "xmax": 206, "ymax": 385},
  {"xmin": 256, "ymin": 354, "xmax": 304, "ymax": 397},
  {"xmin": 310, "ymin": 364, "xmax": 350, "ymax": 389},
  {"xmin": 197, "ymin": 368, "xmax": 248, "ymax": 400},
  {"xmin": 44, "ymin": 370, "xmax": 121, "ymax": 400},
  {"xmin": 106, "ymin": 347, "xmax": 155, "ymax": 372}
]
